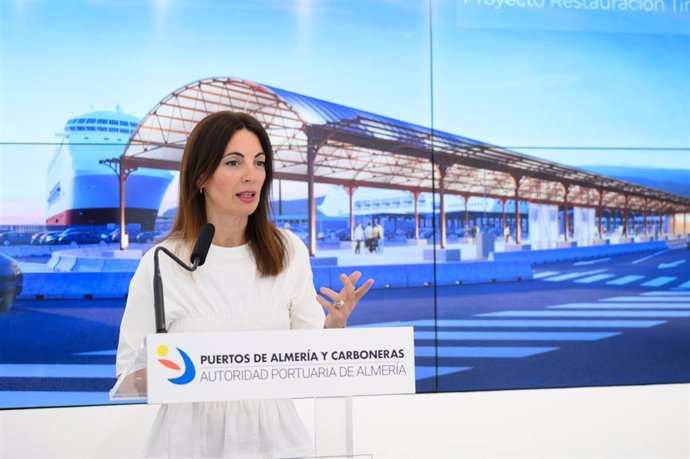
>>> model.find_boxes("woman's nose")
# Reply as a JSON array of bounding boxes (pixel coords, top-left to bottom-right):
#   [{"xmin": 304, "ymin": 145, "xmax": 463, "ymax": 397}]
[{"xmin": 242, "ymin": 165, "xmax": 258, "ymax": 183}]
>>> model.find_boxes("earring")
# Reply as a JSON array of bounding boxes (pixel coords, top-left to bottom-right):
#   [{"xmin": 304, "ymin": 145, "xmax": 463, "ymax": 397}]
[{"xmin": 199, "ymin": 187, "xmax": 204, "ymax": 195}]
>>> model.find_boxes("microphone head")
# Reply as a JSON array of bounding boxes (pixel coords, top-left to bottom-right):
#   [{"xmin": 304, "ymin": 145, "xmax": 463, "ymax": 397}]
[{"xmin": 190, "ymin": 223, "xmax": 215, "ymax": 267}]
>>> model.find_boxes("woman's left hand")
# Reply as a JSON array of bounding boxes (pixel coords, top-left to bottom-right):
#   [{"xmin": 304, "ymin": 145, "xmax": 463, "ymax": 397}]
[{"xmin": 317, "ymin": 271, "xmax": 374, "ymax": 328}]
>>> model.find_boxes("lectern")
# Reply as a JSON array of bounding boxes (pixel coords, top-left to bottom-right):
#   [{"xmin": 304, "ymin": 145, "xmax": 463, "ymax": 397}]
[{"xmin": 111, "ymin": 327, "xmax": 415, "ymax": 458}]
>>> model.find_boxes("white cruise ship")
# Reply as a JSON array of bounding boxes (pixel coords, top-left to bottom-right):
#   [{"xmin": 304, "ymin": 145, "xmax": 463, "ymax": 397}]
[{"xmin": 46, "ymin": 109, "xmax": 174, "ymax": 230}]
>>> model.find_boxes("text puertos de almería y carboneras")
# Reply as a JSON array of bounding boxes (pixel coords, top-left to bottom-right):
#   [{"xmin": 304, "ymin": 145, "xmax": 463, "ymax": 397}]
[{"xmin": 145, "ymin": 327, "xmax": 415, "ymax": 404}]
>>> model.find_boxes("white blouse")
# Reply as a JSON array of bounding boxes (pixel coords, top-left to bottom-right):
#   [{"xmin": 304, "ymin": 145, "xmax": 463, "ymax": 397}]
[{"xmin": 116, "ymin": 229, "xmax": 325, "ymax": 458}]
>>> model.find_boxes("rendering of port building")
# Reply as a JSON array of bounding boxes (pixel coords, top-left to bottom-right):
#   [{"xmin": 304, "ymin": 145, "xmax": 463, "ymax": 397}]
[{"xmin": 104, "ymin": 77, "xmax": 690, "ymax": 255}]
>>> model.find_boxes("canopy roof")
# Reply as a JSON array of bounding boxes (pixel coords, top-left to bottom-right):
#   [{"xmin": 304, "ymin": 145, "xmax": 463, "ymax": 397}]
[{"xmin": 122, "ymin": 77, "xmax": 690, "ymax": 212}]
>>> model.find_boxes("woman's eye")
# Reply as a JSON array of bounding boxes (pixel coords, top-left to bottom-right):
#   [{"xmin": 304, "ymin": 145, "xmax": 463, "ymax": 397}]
[
  {"xmin": 225, "ymin": 160, "xmax": 239, "ymax": 167},
  {"xmin": 256, "ymin": 161, "xmax": 266, "ymax": 167}
]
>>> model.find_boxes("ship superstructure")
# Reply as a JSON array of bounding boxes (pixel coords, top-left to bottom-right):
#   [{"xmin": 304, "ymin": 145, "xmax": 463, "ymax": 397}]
[{"xmin": 46, "ymin": 109, "xmax": 173, "ymax": 229}]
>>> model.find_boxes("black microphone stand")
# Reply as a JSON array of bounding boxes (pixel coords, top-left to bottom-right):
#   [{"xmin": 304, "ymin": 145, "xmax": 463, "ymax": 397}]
[
  {"xmin": 152, "ymin": 223, "xmax": 215, "ymax": 334},
  {"xmin": 153, "ymin": 248, "xmax": 201, "ymax": 334}
]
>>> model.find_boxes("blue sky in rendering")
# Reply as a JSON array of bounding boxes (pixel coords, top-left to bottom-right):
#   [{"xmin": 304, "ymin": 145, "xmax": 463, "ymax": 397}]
[
  {"xmin": 0, "ymin": 0, "xmax": 688, "ymax": 222},
  {"xmin": 431, "ymin": 0, "xmax": 690, "ymax": 165}
]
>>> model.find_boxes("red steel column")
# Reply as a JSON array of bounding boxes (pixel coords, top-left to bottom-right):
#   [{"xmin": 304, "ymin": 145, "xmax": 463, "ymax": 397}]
[
  {"xmin": 413, "ymin": 191, "xmax": 421, "ymax": 240},
  {"xmin": 439, "ymin": 166, "xmax": 447, "ymax": 249},
  {"xmin": 347, "ymin": 185, "xmax": 357, "ymax": 240},
  {"xmin": 463, "ymin": 194, "xmax": 470, "ymax": 238},
  {"xmin": 563, "ymin": 184, "xmax": 570, "ymax": 242},
  {"xmin": 501, "ymin": 198, "xmax": 507, "ymax": 233},
  {"xmin": 623, "ymin": 196, "xmax": 630, "ymax": 237},
  {"xmin": 307, "ymin": 142, "xmax": 318, "ymax": 256},
  {"xmin": 513, "ymin": 175, "xmax": 522, "ymax": 244}
]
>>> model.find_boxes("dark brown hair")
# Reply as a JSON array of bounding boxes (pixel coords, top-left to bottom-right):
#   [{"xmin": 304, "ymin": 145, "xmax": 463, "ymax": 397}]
[{"xmin": 170, "ymin": 111, "xmax": 286, "ymax": 276}]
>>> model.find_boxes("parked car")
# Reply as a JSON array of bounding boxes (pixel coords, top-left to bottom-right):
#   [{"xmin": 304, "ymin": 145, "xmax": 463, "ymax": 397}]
[
  {"xmin": 419, "ymin": 228, "xmax": 439, "ymax": 240},
  {"xmin": 109, "ymin": 228, "xmax": 121, "ymax": 243},
  {"xmin": 0, "ymin": 253, "xmax": 23, "ymax": 312},
  {"xmin": 387, "ymin": 229, "xmax": 409, "ymax": 241},
  {"xmin": 318, "ymin": 228, "xmax": 350, "ymax": 243},
  {"xmin": 56, "ymin": 228, "xmax": 109, "ymax": 245},
  {"xmin": 0, "ymin": 231, "xmax": 32, "ymax": 246},
  {"xmin": 30, "ymin": 231, "xmax": 48, "ymax": 245},
  {"xmin": 135, "ymin": 231, "xmax": 164, "ymax": 244},
  {"xmin": 39, "ymin": 231, "xmax": 64, "ymax": 245},
  {"xmin": 32, "ymin": 231, "xmax": 63, "ymax": 245},
  {"xmin": 454, "ymin": 227, "xmax": 468, "ymax": 238},
  {"xmin": 332, "ymin": 228, "xmax": 352, "ymax": 241}
]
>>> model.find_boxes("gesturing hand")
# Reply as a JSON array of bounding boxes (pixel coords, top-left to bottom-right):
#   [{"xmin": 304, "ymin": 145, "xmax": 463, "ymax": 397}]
[{"xmin": 317, "ymin": 271, "xmax": 374, "ymax": 328}]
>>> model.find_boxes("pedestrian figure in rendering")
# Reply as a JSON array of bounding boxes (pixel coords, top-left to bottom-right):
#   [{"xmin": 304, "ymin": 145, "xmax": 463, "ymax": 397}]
[
  {"xmin": 471, "ymin": 224, "xmax": 479, "ymax": 244},
  {"xmin": 370, "ymin": 223, "xmax": 380, "ymax": 253},
  {"xmin": 116, "ymin": 111, "xmax": 374, "ymax": 458},
  {"xmin": 374, "ymin": 222, "xmax": 384, "ymax": 253},
  {"xmin": 353, "ymin": 222, "xmax": 364, "ymax": 254},
  {"xmin": 364, "ymin": 222, "xmax": 374, "ymax": 253}
]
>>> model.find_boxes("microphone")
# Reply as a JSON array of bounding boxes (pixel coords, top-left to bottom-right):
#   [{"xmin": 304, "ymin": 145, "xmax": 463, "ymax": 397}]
[
  {"xmin": 153, "ymin": 224, "xmax": 215, "ymax": 333},
  {"xmin": 190, "ymin": 223, "xmax": 215, "ymax": 267}
]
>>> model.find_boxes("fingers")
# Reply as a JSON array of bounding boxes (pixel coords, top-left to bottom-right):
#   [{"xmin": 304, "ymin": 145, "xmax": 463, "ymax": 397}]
[
  {"xmin": 317, "ymin": 271, "xmax": 375, "ymax": 329},
  {"xmin": 317, "ymin": 270, "xmax": 375, "ymax": 309},
  {"xmin": 355, "ymin": 277, "xmax": 375, "ymax": 300},
  {"xmin": 316, "ymin": 292, "xmax": 352, "ymax": 322},
  {"xmin": 340, "ymin": 273, "xmax": 356, "ymax": 299},
  {"xmin": 318, "ymin": 271, "xmax": 359, "ymax": 301},
  {"xmin": 341, "ymin": 271, "xmax": 368, "ymax": 291},
  {"xmin": 343, "ymin": 271, "xmax": 374, "ymax": 301},
  {"xmin": 347, "ymin": 271, "xmax": 362, "ymax": 285},
  {"xmin": 316, "ymin": 294, "xmax": 337, "ymax": 313},
  {"xmin": 319, "ymin": 286, "xmax": 339, "ymax": 300}
]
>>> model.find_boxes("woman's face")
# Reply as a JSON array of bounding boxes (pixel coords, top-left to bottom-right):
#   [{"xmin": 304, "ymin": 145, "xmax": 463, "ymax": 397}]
[{"xmin": 202, "ymin": 129, "xmax": 267, "ymax": 223}]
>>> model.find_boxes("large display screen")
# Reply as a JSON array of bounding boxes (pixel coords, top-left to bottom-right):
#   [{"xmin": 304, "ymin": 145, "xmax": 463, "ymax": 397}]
[{"xmin": 0, "ymin": 0, "xmax": 688, "ymax": 409}]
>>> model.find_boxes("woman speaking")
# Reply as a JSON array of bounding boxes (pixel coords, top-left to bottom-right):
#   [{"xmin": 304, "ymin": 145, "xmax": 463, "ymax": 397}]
[{"xmin": 116, "ymin": 111, "xmax": 374, "ymax": 457}]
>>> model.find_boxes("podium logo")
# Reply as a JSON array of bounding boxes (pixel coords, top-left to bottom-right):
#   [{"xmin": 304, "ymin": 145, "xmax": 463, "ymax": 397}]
[{"xmin": 157, "ymin": 345, "xmax": 196, "ymax": 385}]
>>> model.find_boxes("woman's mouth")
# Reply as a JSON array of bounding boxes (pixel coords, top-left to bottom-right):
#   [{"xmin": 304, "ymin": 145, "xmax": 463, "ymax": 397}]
[{"xmin": 236, "ymin": 191, "xmax": 257, "ymax": 203}]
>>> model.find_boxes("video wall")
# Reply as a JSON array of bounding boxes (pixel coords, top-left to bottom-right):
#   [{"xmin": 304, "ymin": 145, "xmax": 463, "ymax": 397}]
[{"xmin": 0, "ymin": 0, "xmax": 688, "ymax": 409}]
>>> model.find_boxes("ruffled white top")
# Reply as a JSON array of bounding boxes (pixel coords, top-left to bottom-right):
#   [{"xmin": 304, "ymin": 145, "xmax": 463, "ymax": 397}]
[{"xmin": 116, "ymin": 229, "xmax": 325, "ymax": 458}]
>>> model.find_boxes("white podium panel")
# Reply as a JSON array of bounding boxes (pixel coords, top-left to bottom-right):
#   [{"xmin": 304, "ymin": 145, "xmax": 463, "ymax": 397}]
[
  {"xmin": 146, "ymin": 327, "xmax": 415, "ymax": 404},
  {"xmin": 110, "ymin": 327, "xmax": 415, "ymax": 458}
]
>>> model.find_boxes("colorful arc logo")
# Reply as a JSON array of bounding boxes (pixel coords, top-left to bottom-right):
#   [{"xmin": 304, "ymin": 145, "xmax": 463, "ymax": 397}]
[{"xmin": 157, "ymin": 345, "xmax": 196, "ymax": 385}]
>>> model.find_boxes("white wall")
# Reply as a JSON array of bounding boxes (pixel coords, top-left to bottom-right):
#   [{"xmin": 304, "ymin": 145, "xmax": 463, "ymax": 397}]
[{"xmin": 1, "ymin": 384, "xmax": 688, "ymax": 458}]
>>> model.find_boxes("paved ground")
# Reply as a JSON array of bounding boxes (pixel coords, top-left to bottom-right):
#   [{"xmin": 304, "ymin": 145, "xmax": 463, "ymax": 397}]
[{"xmin": 0, "ymin": 247, "xmax": 688, "ymax": 408}]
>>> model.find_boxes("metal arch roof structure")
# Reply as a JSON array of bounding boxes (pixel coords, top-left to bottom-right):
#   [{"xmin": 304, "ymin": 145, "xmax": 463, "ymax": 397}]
[
  {"xmin": 123, "ymin": 77, "xmax": 688, "ymax": 208},
  {"xmin": 116, "ymin": 76, "xmax": 690, "ymax": 251}
]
